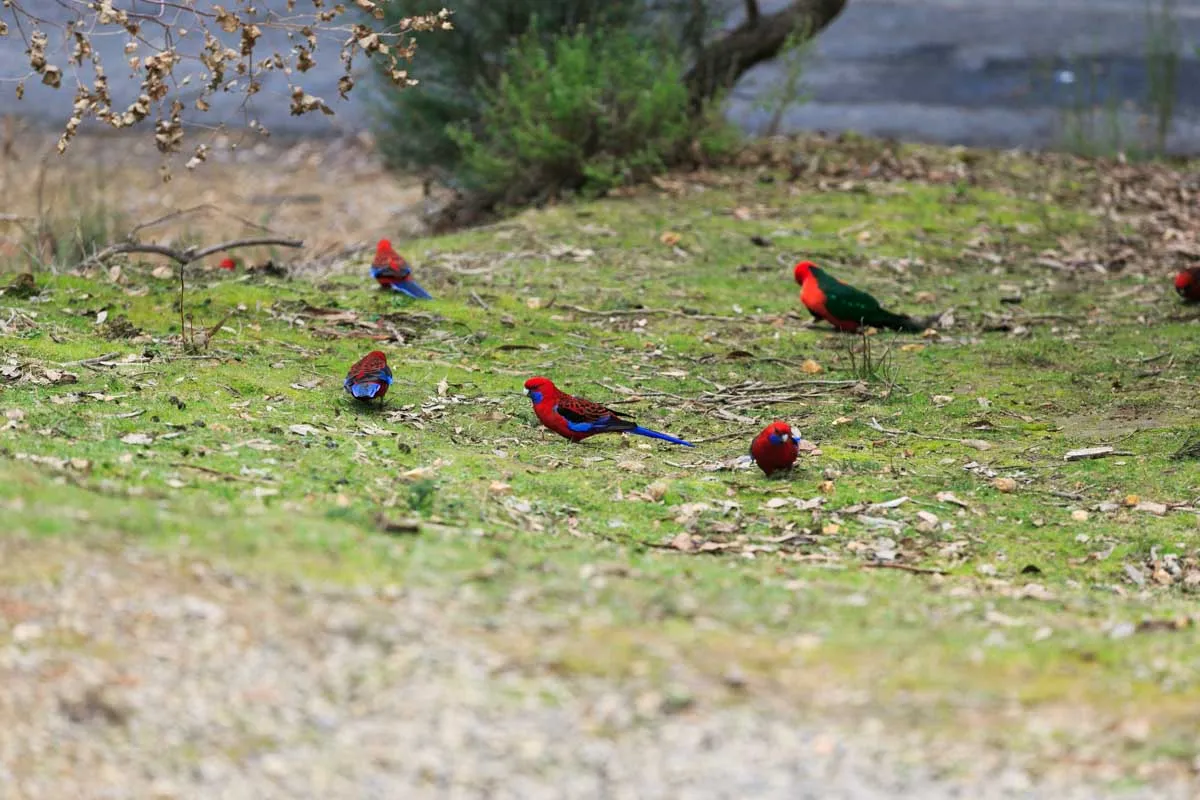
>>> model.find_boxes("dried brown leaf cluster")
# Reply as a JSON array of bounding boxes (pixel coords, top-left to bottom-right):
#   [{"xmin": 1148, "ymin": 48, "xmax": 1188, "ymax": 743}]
[{"xmin": 3, "ymin": 1, "xmax": 453, "ymax": 162}]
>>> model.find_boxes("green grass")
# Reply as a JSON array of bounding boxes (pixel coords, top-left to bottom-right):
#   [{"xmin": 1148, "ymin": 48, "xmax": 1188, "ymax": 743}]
[{"xmin": 3, "ymin": 155, "xmax": 1200, "ymax": 781}]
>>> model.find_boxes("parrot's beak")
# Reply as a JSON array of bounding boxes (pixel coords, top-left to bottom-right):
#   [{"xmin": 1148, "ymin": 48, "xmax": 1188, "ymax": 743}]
[
  {"xmin": 523, "ymin": 388, "xmax": 530, "ymax": 397},
  {"xmin": 780, "ymin": 433, "xmax": 790, "ymax": 442}
]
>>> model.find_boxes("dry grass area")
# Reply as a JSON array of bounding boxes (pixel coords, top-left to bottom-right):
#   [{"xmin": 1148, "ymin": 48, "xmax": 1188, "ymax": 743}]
[{"xmin": 0, "ymin": 123, "xmax": 427, "ymax": 271}]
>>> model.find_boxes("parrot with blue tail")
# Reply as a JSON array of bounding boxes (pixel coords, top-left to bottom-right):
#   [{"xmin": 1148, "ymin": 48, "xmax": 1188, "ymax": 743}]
[
  {"xmin": 523, "ymin": 376, "xmax": 694, "ymax": 447},
  {"xmin": 371, "ymin": 239, "xmax": 433, "ymax": 300}
]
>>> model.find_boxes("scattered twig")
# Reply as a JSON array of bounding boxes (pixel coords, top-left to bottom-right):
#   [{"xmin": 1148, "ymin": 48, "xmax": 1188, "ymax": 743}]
[
  {"xmin": 170, "ymin": 463, "xmax": 262, "ymax": 483},
  {"xmin": 557, "ymin": 303, "xmax": 745, "ymax": 323},
  {"xmin": 862, "ymin": 562, "xmax": 947, "ymax": 575},
  {"xmin": 866, "ymin": 418, "xmax": 975, "ymax": 445},
  {"xmin": 469, "ymin": 290, "xmax": 491, "ymax": 310}
]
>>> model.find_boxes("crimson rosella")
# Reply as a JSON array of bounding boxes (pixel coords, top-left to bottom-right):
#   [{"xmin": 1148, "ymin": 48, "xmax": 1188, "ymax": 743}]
[
  {"xmin": 523, "ymin": 376, "xmax": 694, "ymax": 446},
  {"xmin": 371, "ymin": 239, "xmax": 432, "ymax": 300},
  {"xmin": 794, "ymin": 261, "xmax": 927, "ymax": 333},
  {"xmin": 1175, "ymin": 267, "xmax": 1200, "ymax": 302},
  {"xmin": 344, "ymin": 350, "xmax": 393, "ymax": 403},
  {"xmin": 750, "ymin": 420, "xmax": 800, "ymax": 476},
  {"xmin": 218, "ymin": 257, "xmax": 237, "ymax": 271}
]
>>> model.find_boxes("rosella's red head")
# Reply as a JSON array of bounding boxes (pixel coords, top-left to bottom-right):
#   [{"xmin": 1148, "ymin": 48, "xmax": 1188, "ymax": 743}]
[
  {"xmin": 523, "ymin": 376, "xmax": 556, "ymax": 404},
  {"xmin": 365, "ymin": 350, "xmax": 388, "ymax": 362},
  {"xmin": 763, "ymin": 420, "xmax": 797, "ymax": 445},
  {"xmin": 375, "ymin": 238, "xmax": 399, "ymax": 262},
  {"xmin": 793, "ymin": 261, "xmax": 817, "ymax": 285},
  {"xmin": 218, "ymin": 257, "xmax": 236, "ymax": 270},
  {"xmin": 1176, "ymin": 269, "xmax": 1194, "ymax": 296}
]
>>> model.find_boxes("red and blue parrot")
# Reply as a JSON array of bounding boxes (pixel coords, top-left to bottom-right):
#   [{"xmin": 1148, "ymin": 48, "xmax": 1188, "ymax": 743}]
[
  {"xmin": 750, "ymin": 420, "xmax": 800, "ymax": 476},
  {"xmin": 523, "ymin": 376, "xmax": 694, "ymax": 447},
  {"xmin": 344, "ymin": 350, "xmax": 393, "ymax": 403},
  {"xmin": 371, "ymin": 239, "xmax": 432, "ymax": 300},
  {"xmin": 1176, "ymin": 267, "xmax": 1200, "ymax": 302}
]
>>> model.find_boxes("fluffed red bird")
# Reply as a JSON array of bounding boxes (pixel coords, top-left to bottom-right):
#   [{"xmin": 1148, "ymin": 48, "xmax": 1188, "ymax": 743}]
[
  {"xmin": 794, "ymin": 260, "xmax": 928, "ymax": 333},
  {"xmin": 371, "ymin": 239, "xmax": 432, "ymax": 299},
  {"xmin": 750, "ymin": 420, "xmax": 800, "ymax": 476},
  {"xmin": 218, "ymin": 257, "xmax": 237, "ymax": 271},
  {"xmin": 344, "ymin": 350, "xmax": 393, "ymax": 403},
  {"xmin": 1175, "ymin": 267, "xmax": 1200, "ymax": 302},
  {"xmin": 523, "ymin": 376, "xmax": 693, "ymax": 446}
]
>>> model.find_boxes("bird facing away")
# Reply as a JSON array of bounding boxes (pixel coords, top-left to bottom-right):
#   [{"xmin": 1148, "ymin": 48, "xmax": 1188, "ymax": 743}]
[
  {"xmin": 371, "ymin": 239, "xmax": 433, "ymax": 300},
  {"xmin": 750, "ymin": 420, "xmax": 801, "ymax": 476},
  {"xmin": 1176, "ymin": 267, "xmax": 1200, "ymax": 302},
  {"xmin": 218, "ymin": 257, "xmax": 237, "ymax": 271},
  {"xmin": 793, "ymin": 260, "xmax": 927, "ymax": 333},
  {"xmin": 344, "ymin": 350, "xmax": 394, "ymax": 402},
  {"xmin": 523, "ymin": 376, "xmax": 694, "ymax": 447}
]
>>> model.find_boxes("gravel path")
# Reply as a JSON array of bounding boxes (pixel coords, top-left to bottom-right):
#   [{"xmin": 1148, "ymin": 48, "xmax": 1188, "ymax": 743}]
[{"xmin": 0, "ymin": 538, "xmax": 1191, "ymax": 799}]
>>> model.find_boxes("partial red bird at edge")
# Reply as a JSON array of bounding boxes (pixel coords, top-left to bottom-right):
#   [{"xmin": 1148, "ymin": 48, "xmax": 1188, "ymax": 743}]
[
  {"xmin": 218, "ymin": 257, "xmax": 237, "ymax": 271},
  {"xmin": 523, "ymin": 376, "xmax": 693, "ymax": 446},
  {"xmin": 750, "ymin": 420, "xmax": 800, "ymax": 476},
  {"xmin": 1176, "ymin": 267, "xmax": 1200, "ymax": 302}
]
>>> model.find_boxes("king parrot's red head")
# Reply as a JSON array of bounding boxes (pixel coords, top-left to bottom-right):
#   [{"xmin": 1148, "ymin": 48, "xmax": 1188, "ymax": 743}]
[
  {"xmin": 218, "ymin": 257, "xmax": 236, "ymax": 270},
  {"xmin": 793, "ymin": 261, "xmax": 817, "ymax": 285}
]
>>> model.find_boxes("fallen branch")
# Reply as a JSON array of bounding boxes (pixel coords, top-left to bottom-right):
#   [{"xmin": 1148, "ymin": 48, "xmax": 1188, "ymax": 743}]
[
  {"xmin": 862, "ymin": 562, "xmax": 947, "ymax": 575},
  {"xmin": 557, "ymin": 303, "xmax": 745, "ymax": 323},
  {"xmin": 170, "ymin": 462, "xmax": 263, "ymax": 483}
]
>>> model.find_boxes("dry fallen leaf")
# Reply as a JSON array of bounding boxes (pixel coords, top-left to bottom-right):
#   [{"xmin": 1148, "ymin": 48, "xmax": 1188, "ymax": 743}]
[
  {"xmin": 288, "ymin": 424, "xmax": 319, "ymax": 436},
  {"xmin": 488, "ymin": 481, "xmax": 512, "ymax": 496},
  {"xmin": 993, "ymin": 477, "xmax": 1017, "ymax": 493},
  {"xmin": 646, "ymin": 481, "xmax": 668, "ymax": 502},
  {"xmin": 151, "ymin": 265, "xmax": 174, "ymax": 280},
  {"xmin": 800, "ymin": 359, "xmax": 822, "ymax": 374},
  {"xmin": 660, "ymin": 231, "xmax": 681, "ymax": 247}
]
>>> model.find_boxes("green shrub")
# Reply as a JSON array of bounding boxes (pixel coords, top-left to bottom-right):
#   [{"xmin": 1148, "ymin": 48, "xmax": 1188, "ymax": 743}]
[
  {"xmin": 446, "ymin": 29, "xmax": 734, "ymax": 204},
  {"xmin": 370, "ymin": 0, "xmax": 652, "ymax": 174}
]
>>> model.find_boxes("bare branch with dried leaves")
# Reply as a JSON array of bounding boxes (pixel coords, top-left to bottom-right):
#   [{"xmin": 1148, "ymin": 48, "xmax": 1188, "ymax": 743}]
[{"xmin": 0, "ymin": 1, "xmax": 454, "ymax": 168}]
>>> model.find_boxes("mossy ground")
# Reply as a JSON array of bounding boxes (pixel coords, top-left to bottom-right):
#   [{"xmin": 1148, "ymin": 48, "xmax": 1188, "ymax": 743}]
[{"xmin": 2, "ymin": 141, "xmax": 1199, "ymax": 785}]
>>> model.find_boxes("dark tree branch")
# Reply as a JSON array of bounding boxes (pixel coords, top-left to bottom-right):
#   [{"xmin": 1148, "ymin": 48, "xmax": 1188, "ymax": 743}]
[
  {"xmin": 684, "ymin": 0, "xmax": 848, "ymax": 111},
  {"xmin": 80, "ymin": 237, "xmax": 304, "ymax": 269}
]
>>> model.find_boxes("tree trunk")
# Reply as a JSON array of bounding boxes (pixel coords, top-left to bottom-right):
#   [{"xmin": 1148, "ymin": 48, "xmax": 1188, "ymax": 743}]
[{"xmin": 684, "ymin": 0, "xmax": 848, "ymax": 112}]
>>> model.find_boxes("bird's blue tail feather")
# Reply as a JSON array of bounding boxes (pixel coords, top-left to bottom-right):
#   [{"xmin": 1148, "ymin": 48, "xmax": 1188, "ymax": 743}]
[
  {"xmin": 631, "ymin": 426, "xmax": 694, "ymax": 447},
  {"xmin": 391, "ymin": 280, "xmax": 433, "ymax": 300}
]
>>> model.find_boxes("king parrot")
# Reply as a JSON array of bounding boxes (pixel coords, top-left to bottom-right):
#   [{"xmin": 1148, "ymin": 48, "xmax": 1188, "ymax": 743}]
[
  {"xmin": 523, "ymin": 376, "xmax": 694, "ymax": 447},
  {"xmin": 750, "ymin": 420, "xmax": 800, "ymax": 476},
  {"xmin": 793, "ymin": 260, "xmax": 927, "ymax": 333},
  {"xmin": 371, "ymin": 239, "xmax": 433, "ymax": 300},
  {"xmin": 344, "ymin": 350, "xmax": 394, "ymax": 403},
  {"xmin": 1175, "ymin": 267, "xmax": 1200, "ymax": 302}
]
